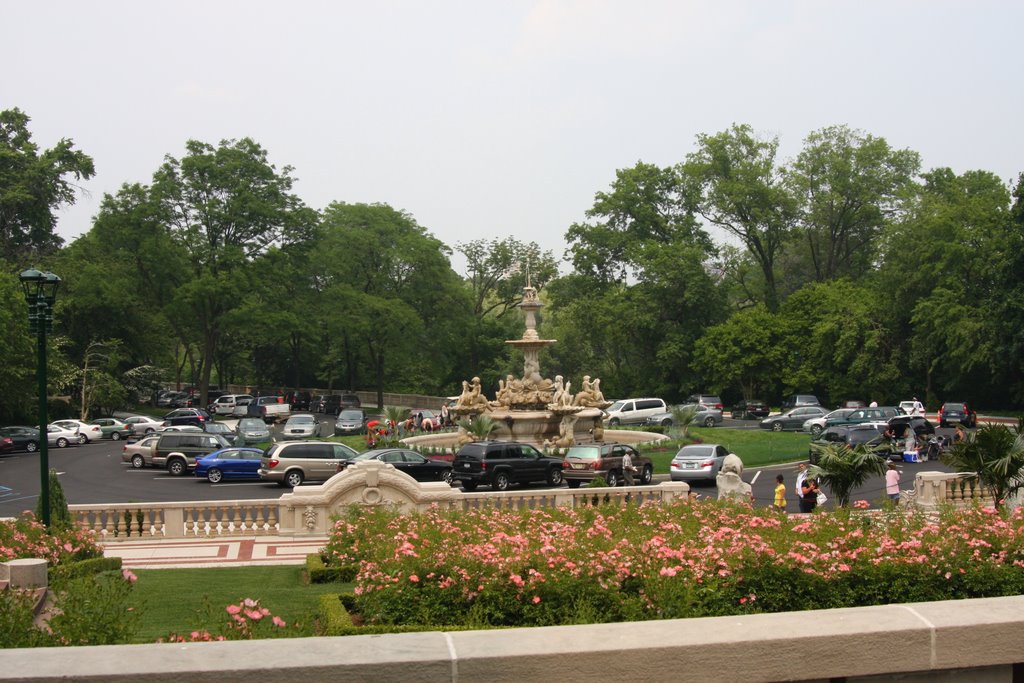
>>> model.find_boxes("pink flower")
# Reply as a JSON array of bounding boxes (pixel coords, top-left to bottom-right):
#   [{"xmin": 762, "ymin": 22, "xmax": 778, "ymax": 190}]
[
  {"xmin": 532, "ymin": 596, "xmax": 541, "ymax": 604},
  {"xmin": 272, "ymin": 616, "xmax": 286, "ymax": 627},
  {"xmin": 226, "ymin": 604, "xmax": 242, "ymax": 615},
  {"xmin": 121, "ymin": 569, "xmax": 138, "ymax": 584},
  {"xmin": 409, "ymin": 574, "xmax": 420, "ymax": 583}
]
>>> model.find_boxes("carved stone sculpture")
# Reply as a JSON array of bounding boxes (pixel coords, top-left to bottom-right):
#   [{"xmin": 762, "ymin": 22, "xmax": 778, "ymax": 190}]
[
  {"xmin": 716, "ymin": 454, "xmax": 752, "ymax": 502},
  {"xmin": 573, "ymin": 375, "xmax": 609, "ymax": 408}
]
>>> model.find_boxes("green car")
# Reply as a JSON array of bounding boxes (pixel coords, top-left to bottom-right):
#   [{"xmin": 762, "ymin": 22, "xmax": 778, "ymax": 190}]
[{"xmin": 89, "ymin": 418, "xmax": 133, "ymax": 441}]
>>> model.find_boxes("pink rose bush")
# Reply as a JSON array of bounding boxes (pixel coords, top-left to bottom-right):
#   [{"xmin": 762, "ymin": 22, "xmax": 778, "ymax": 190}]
[
  {"xmin": 324, "ymin": 500, "xmax": 1024, "ymax": 628},
  {"xmin": 161, "ymin": 597, "xmax": 292, "ymax": 642},
  {"xmin": 0, "ymin": 512, "xmax": 102, "ymax": 565}
]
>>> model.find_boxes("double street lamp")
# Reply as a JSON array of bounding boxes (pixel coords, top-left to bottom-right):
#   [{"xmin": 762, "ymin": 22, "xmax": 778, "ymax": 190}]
[{"xmin": 20, "ymin": 268, "xmax": 61, "ymax": 527}]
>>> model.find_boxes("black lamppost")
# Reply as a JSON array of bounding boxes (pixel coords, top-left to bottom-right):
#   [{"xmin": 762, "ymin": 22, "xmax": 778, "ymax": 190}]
[{"xmin": 20, "ymin": 268, "xmax": 61, "ymax": 527}]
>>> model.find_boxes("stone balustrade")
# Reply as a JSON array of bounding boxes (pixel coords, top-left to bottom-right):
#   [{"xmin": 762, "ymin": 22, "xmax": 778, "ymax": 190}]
[
  {"xmin": 904, "ymin": 470, "xmax": 995, "ymax": 509},
  {"xmin": 70, "ymin": 463, "xmax": 692, "ymax": 539}
]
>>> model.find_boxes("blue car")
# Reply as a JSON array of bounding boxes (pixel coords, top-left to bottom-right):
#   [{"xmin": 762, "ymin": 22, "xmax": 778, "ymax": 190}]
[{"xmin": 194, "ymin": 447, "xmax": 264, "ymax": 483}]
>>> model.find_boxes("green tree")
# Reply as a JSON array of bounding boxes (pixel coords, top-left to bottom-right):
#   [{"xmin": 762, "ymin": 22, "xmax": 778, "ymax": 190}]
[
  {"xmin": 785, "ymin": 125, "xmax": 920, "ymax": 284},
  {"xmin": 0, "ymin": 108, "xmax": 95, "ymax": 263},
  {"xmin": 679, "ymin": 124, "xmax": 796, "ymax": 311},
  {"xmin": 809, "ymin": 444, "xmax": 888, "ymax": 508},
  {"xmin": 941, "ymin": 424, "xmax": 1024, "ymax": 509},
  {"xmin": 692, "ymin": 305, "xmax": 787, "ymax": 400}
]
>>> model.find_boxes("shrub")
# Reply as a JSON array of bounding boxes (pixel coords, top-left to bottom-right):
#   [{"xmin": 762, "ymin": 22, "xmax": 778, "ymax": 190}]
[
  {"xmin": 34, "ymin": 468, "xmax": 73, "ymax": 529},
  {"xmin": 0, "ymin": 512, "xmax": 102, "ymax": 565}
]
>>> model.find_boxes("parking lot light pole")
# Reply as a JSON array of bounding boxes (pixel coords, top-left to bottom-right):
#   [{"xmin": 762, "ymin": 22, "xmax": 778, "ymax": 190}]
[{"xmin": 20, "ymin": 269, "xmax": 61, "ymax": 528}]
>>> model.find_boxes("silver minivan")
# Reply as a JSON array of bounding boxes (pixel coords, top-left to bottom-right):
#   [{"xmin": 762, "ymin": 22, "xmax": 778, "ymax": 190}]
[
  {"xmin": 258, "ymin": 441, "xmax": 358, "ymax": 487},
  {"xmin": 603, "ymin": 397, "xmax": 667, "ymax": 426}
]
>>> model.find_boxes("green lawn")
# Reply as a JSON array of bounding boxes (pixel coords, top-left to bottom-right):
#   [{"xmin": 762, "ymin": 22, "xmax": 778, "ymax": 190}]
[
  {"xmin": 638, "ymin": 426, "xmax": 811, "ymax": 473},
  {"xmin": 128, "ymin": 565, "xmax": 348, "ymax": 642}
]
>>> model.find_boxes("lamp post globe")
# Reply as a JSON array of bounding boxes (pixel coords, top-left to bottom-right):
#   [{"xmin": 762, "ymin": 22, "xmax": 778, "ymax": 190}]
[{"xmin": 19, "ymin": 268, "xmax": 60, "ymax": 527}]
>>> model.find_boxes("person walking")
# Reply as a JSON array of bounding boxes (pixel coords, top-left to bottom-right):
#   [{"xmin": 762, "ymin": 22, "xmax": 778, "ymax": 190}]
[
  {"xmin": 773, "ymin": 474, "xmax": 787, "ymax": 512},
  {"xmin": 886, "ymin": 463, "xmax": 901, "ymax": 504},
  {"xmin": 621, "ymin": 449, "xmax": 636, "ymax": 486}
]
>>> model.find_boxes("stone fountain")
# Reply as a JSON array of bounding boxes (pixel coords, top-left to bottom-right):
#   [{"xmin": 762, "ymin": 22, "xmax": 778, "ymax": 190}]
[{"xmin": 403, "ymin": 283, "xmax": 667, "ymax": 452}]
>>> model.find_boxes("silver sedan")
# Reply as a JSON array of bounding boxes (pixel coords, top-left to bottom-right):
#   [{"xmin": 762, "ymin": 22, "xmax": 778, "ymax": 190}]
[
  {"xmin": 281, "ymin": 414, "xmax": 321, "ymax": 440},
  {"xmin": 645, "ymin": 404, "xmax": 723, "ymax": 428}
]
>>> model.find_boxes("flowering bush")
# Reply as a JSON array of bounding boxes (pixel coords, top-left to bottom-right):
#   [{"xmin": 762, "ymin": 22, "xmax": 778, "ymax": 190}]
[
  {"xmin": 161, "ymin": 598, "xmax": 296, "ymax": 642},
  {"xmin": 324, "ymin": 500, "xmax": 1024, "ymax": 628},
  {"xmin": 0, "ymin": 512, "xmax": 102, "ymax": 565}
]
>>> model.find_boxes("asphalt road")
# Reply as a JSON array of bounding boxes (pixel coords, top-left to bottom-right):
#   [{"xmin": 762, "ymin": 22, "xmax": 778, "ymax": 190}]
[{"xmin": 0, "ymin": 412, "xmax": 956, "ymax": 518}]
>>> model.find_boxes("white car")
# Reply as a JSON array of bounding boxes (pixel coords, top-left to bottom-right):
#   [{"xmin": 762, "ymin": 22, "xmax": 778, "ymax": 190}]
[
  {"xmin": 803, "ymin": 409, "xmax": 855, "ymax": 436},
  {"xmin": 51, "ymin": 419, "xmax": 103, "ymax": 444},
  {"xmin": 231, "ymin": 398, "xmax": 254, "ymax": 418},
  {"xmin": 899, "ymin": 400, "xmax": 926, "ymax": 417},
  {"xmin": 122, "ymin": 415, "xmax": 164, "ymax": 436},
  {"xmin": 46, "ymin": 423, "xmax": 79, "ymax": 448},
  {"xmin": 210, "ymin": 393, "xmax": 253, "ymax": 415},
  {"xmin": 281, "ymin": 413, "xmax": 321, "ymax": 440}
]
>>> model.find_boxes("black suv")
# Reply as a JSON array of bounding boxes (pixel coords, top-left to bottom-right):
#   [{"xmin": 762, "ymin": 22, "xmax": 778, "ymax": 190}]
[
  {"xmin": 452, "ymin": 441, "xmax": 564, "ymax": 491},
  {"xmin": 161, "ymin": 408, "xmax": 212, "ymax": 428},
  {"xmin": 888, "ymin": 415, "xmax": 935, "ymax": 439},
  {"xmin": 731, "ymin": 399, "xmax": 769, "ymax": 420},
  {"xmin": 153, "ymin": 432, "xmax": 232, "ymax": 475}
]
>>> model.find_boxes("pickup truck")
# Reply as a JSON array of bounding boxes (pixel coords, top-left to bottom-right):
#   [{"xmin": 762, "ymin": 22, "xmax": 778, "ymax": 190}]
[{"xmin": 247, "ymin": 396, "xmax": 292, "ymax": 423}]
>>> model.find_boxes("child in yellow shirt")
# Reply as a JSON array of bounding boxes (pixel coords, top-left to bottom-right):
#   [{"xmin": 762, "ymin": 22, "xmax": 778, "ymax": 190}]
[{"xmin": 774, "ymin": 474, "xmax": 786, "ymax": 511}]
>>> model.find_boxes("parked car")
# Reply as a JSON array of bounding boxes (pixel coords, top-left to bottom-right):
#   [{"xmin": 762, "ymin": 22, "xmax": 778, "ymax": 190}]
[
  {"xmin": 938, "ymin": 402, "xmax": 977, "ymax": 428},
  {"xmin": 51, "ymin": 419, "xmax": 103, "ymax": 444},
  {"xmin": 760, "ymin": 406, "xmax": 827, "ymax": 432},
  {"xmin": 90, "ymin": 417, "xmax": 133, "ymax": 441},
  {"xmin": 339, "ymin": 448, "xmax": 454, "ymax": 483},
  {"xmin": 195, "ymin": 447, "xmax": 265, "ymax": 483},
  {"xmin": 899, "ymin": 399, "xmax": 927, "ymax": 417},
  {"xmin": 46, "ymin": 423, "xmax": 79, "ymax": 448},
  {"xmin": 888, "ymin": 415, "xmax": 935, "ymax": 439},
  {"xmin": 281, "ymin": 414, "xmax": 321, "ymax": 440},
  {"xmin": 809, "ymin": 425, "xmax": 892, "ymax": 464},
  {"xmin": 287, "ymin": 391, "xmax": 312, "ymax": 412},
  {"xmin": 670, "ymin": 443, "xmax": 732, "ymax": 483},
  {"xmin": 339, "ymin": 393, "xmax": 361, "ymax": 410},
  {"xmin": 644, "ymin": 404, "xmax": 723, "ymax": 428},
  {"xmin": 334, "ymin": 409, "xmax": 368, "ymax": 436},
  {"xmin": 236, "ymin": 417, "xmax": 272, "ymax": 443},
  {"xmin": 209, "ymin": 394, "xmax": 254, "ymax": 416},
  {"xmin": 121, "ymin": 434, "xmax": 160, "ymax": 469},
  {"xmin": 451, "ymin": 441, "xmax": 564, "ymax": 491},
  {"xmin": 561, "ymin": 442, "xmax": 652, "ymax": 488},
  {"xmin": 231, "ymin": 397, "xmax": 254, "ymax": 418},
  {"xmin": 203, "ymin": 421, "xmax": 236, "ymax": 438},
  {"xmin": 730, "ymin": 399, "xmax": 769, "ymax": 420},
  {"xmin": 687, "ymin": 394, "xmax": 724, "ymax": 410},
  {"xmin": 603, "ymin": 398, "xmax": 667, "ymax": 426},
  {"xmin": 161, "ymin": 408, "xmax": 212, "ymax": 429},
  {"xmin": 0, "ymin": 426, "xmax": 42, "ymax": 453},
  {"xmin": 825, "ymin": 406, "xmax": 901, "ymax": 429},
  {"xmin": 122, "ymin": 415, "xmax": 164, "ymax": 436},
  {"xmin": 842, "ymin": 400, "xmax": 867, "ymax": 409},
  {"xmin": 247, "ymin": 396, "xmax": 290, "ymax": 423},
  {"xmin": 153, "ymin": 431, "xmax": 232, "ymax": 476},
  {"xmin": 159, "ymin": 425, "xmax": 205, "ymax": 433},
  {"xmin": 259, "ymin": 441, "xmax": 359, "ymax": 487},
  {"xmin": 156, "ymin": 391, "xmax": 186, "ymax": 408},
  {"xmin": 780, "ymin": 394, "xmax": 822, "ymax": 411},
  {"xmin": 803, "ymin": 409, "xmax": 856, "ymax": 436}
]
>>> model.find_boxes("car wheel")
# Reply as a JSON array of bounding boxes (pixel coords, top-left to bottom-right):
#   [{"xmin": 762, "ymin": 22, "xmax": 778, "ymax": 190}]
[
  {"xmin": 167, "ymin": 459, "xmax": 186, "ymax": 476},
  {"xmin": 131, "ymin": 455, "xmax": 145, "ymax": 469},
  {"xmin": 703, "ymin": 417, "xmax": 716, "ymax": 428},
  {"xmin": 772, "ymin": 422, "xmax": 784, "ymax": 432},
  {"xmin": 77, "ymin": 434, "xmax": 88, "ymax": 444},
  {"xmin": 145, "ymin": 427, "xmax": 155, "ymax": 434},
  {"xmin": 661, "ymin": 418, "xmax": 672, "ymax": 427},
  {"xmin": 605, "ymin": 470, "xmax": 620, "ymax": 487},
  {"xmin": 26, "ymin": 441, "xmax": 38, "ymax": 453},
  {"xmin": 207, "ymin": 468, "xmax": 223, "ymax": 484},
  {"xmin": 567, "ymin": 479, "xmax": 581, "ymax": 489},
  {"xmin": 547, "ymin": 468, "xmax": 563, "ymax": 486},
  {"xmin": 640, "ymin": 465, "xmax": 653, "ymax": 485},
  {"xmin": 56, "ymin": 437, "xmax": 69, "ymax": 448},
  {"xmin": 441, "ymin": 469, "xmax": 454, "ymax": 485},
  {"xmin": 111, "ymin": 431, "xmax": 121, "ymax": 441},
  {"xmin": 609, "ymin": 418, "xmax": 620, "ymax": 426},
  {"xmin": 462, "ymin": 480, "xmax": 478, "ymax": 492},
  {"xmin": 493, "ymin": 472, "xmax": 511, "ymax": 491},
  {"xmin": 284, "ymin": 470, "xmax": 304, "ymax": 488},
  {"xmin": 810, "ymin": 425, "xmax": 823, "ymax": 436}
]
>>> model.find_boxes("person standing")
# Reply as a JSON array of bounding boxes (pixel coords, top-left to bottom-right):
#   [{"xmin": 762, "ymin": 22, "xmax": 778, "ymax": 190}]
[
  {"xmin": 885, "ymin": 463, "xmax": 901, "ymax": 504},
  {"xmin": 440, "ymin": 402, "xmax": 451, "ymax": 427},
  {"xmin": 621, "ymin": 449, "xmax": 636, "ymax": 486},
  {"xmin": 773, "ymin": 474, "xmax": 787, "ymax": 512},
  {"xmin": 799, "ymin": 478, "xmax": 818, "ymax": 513},
  {"xmin": 795, "ymin": 463, "xmax": 809, "ymax": 500}
]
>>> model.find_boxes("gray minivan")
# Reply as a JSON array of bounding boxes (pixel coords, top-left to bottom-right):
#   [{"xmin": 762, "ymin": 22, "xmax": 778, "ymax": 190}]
[
  {"xmin": 603, "ymin": 398, "xmax": 667, "ymax": 426},
  {"xmin": 258, "ymin": 441, "xmax": 359, "ymax": 487}
]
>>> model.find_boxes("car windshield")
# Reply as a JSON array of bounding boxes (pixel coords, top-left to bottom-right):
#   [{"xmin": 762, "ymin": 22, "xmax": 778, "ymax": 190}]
[
  {"xmin": 677, "ymin": 446, "xmax": 714, "ymax": 458},
  {"xmin": 239, "ymin": 419, "xmax": 265, "ymax": 429},
  {"xmin": 338, "ymin": 410, "xmax": 363, "ymax": 420},
  {"xmin": 288, "ymin": 416, "xmax": 316, "ymax": 425},
  {"xmin": 607, "ymin": 401, "xmax": 624, "ymax": 412},
  {"xmin": 352, "ymin": 450, "xmax": 385, "ymax": 461},
  {"xmin": 566, "ymin": 446, "xmax": 601, "ymax": 460}
]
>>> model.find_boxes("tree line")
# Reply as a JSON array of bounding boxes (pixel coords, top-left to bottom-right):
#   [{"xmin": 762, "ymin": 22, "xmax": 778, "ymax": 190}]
[{"xmin": 2, "ymin": 108, "xmax": 1022, "ymax": 422}]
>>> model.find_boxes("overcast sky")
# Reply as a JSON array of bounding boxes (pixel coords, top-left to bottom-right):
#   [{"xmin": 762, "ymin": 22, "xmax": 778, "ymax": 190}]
[{"xmin": 4, "ymin": 1, "xmax": 1020, "ymax": 273}]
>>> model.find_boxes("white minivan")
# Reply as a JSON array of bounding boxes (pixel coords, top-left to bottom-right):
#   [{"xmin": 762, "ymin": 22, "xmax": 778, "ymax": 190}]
[
  {"xmin": 604, "ymin": 397, "xmax": 667, "ymax": 426},
  {"xmin": 210, "ymin": 393, "xmax": 253, "ymax": 415}
]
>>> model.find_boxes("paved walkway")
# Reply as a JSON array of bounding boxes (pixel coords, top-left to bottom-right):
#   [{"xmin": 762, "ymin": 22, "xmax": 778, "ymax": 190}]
[{"xmin": 101, "ymin": 535, "xmax": 329, "ymax": 569}]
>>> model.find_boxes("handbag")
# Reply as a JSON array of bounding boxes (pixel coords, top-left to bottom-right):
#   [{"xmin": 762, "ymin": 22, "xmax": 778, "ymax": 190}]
[{"xmin": 816, "ymin": 491, "xmax": 828, "ymax": 506}]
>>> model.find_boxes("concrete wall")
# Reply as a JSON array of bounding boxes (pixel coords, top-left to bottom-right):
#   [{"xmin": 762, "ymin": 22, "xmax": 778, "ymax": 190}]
[{"xmin": 2, "ymin": 595, "xmax": 1023, "ymax": 682}]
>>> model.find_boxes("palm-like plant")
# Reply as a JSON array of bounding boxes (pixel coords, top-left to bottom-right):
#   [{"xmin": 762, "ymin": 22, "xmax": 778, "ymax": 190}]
[
  {"xmin": 941, "ymin": 424, "xmax": 1024, "ymax": 509},
  {"xmin": 809, "ymin": 442, "xmax": 888, "ymax": 508},
  {"xmin": 382, "ymin": 405, "xmax": 409, "ymax": 428},
  {"xmin": 458, "ymin": 414, "xmax": 499, "ymax": 441},
  {"xmin": 669, "ymin": 405, "xmax": 699, "ymax": 441}
]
